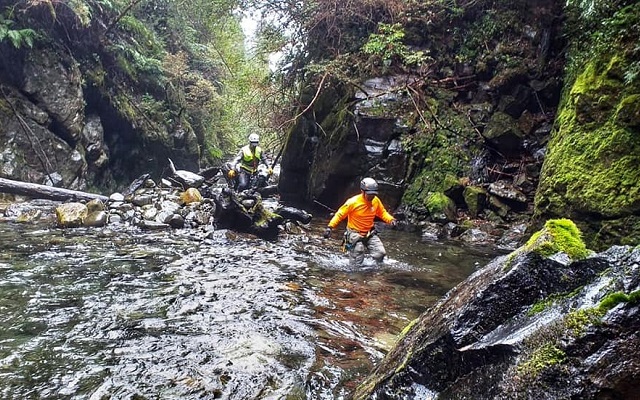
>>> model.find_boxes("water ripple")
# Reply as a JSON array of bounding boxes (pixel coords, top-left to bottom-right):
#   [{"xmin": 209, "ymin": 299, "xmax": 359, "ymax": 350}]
[{"xmin": 0, "ymin": 221, "xmax": 500, "ymax": 399}]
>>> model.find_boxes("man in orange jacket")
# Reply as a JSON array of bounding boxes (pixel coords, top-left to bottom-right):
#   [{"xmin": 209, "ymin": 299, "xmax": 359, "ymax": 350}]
[{"xmin": 323, "ymin": 177, "xmax": 397, "ymax": 266}]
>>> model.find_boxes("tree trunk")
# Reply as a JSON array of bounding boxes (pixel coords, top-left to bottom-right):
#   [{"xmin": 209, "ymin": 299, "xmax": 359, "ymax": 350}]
[{"xmin": 0, "ymin": 177, "xmax": 109, "ymax": 202}]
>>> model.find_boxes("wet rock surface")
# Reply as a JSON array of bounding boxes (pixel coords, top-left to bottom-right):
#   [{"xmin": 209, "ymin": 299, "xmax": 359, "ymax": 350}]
[{"xmin": 355, "ymin": 246, "xmax": 640, "ymax": 399}]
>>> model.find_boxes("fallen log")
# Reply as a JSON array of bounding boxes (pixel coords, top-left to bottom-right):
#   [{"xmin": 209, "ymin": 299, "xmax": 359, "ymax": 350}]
[{"xmin": 0, "ymin": 177, "xmax": 110, "ymax": 202}]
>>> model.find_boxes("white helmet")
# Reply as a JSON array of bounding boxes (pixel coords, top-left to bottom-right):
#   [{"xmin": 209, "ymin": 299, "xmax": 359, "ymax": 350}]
[{"xmin": 248, "ymin": 133, "xmax": 259, "ymax": 144}]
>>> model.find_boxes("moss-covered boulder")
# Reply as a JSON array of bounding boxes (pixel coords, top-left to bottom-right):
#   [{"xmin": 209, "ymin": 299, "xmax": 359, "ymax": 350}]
[
  {"xmin": 425, "ymin": 192, "xmax": 457, "ymax": 223},
  {"xmin": 56, "ymin": 202, "xmax": 88, "ymax": 228},
  {"xmin": 533, "ymin": 18, "xmax": 640, "ymax": 249},
  {"xmin": 522, "ymin": 218, "xmax": 589, "ymax": 260},
  {"xmin": 354, "ymin": 239, "xmax": 638, "ymax": 400},
  {"xmin": 463, "ymin": 185, "xmax": 487, "ymax": 217}
]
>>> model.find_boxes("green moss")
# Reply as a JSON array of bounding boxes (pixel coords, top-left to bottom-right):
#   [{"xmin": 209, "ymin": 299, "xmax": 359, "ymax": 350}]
[
  {"xmin": 401, "ymin": 99, "xmax": 480, "ymax": 210},
  {"xmin": 528, "ymin": 287, "xmax": 583, "ymax": 316},
  {"xmin": 113, "ymin": 93, "xmax": 138, "ymax": 122},
  {"xmin": 518, "ymin": 288, "xmax": 639, "ymax": 380},
  {"xmin": 562, "ymin": 289, "xmax": 640, "ymax": 337},
  {"xmin": 460, "ymin": 219, "xmax": 474, "ymax": 230},
  {"xmin": 598, "ymin": 291, "xmax": 628, "ymax": 312},
  {"xmin": 425, "ymin": 192, "xmax": 456, "ymax": 221},
  {"xmin": 425, "ymin": 192, "xmax": 451, "ymax": 211},
  {"xmin": 598, "ymin": 289, "xmax": 640, "ymax": 312},
  {"xmin": 463, "ymin": 185, "xmax": 487, "ymax": 217},
  {"xmin": 524, "ymin": 219, "xmax": 589, "ymax": 259},
  {"xmin": 398, "ymin": 318, "xmax": 419, "ymax": 338},
  {"xmin": 533, "ymin": 49, "xmax": 640, "ymax": 249},
  {"xmin": 442, "ymin": 174, "xmax": 460, "ymax": 192},
  {"xmin": 594, "ymin": 216, "xmax": 640, "ymax": 248},
  {"xmin": 321, "ymin": 105, "xmax": 352, "ymax": 144},
  {"xmin": 565, "ymin": 307, "xmax": 602, "ymax": 336},
  {"xmin": 615, "ymin": 94, "xmax": 640, "ymax": 127},
  {"xmin": 518, "ymin": 343, "xmax": 565, "ymax": 377},
  {"xmin": 528, "ymin": 298, "xmax": 554, "ymax": 316}
]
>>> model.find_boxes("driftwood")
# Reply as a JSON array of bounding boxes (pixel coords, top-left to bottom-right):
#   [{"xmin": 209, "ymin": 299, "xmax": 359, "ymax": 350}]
[{"xmin": 0, "ymin": 177, "xmax": 109, "ymax": 202}]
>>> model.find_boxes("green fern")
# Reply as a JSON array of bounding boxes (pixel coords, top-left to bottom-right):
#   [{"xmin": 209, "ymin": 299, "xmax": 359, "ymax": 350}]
[
  {"xmin": 362, "ymin": 22, "xmax": 432, "ymax": 68},
  {"xmin": 362, "ymin": 23, "xmax": 407, "ymax": 62},
  {"xmin": 0, "ymin": 14, "xmax": 36, "ymax": 48}
]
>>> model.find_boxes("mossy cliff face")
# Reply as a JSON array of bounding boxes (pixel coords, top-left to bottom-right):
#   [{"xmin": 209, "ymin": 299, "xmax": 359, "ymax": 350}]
[
  {"xmin": 0, "ymin": 3, "xmax": 217, "ymax": 193},
  {"xmin": 400, "ymin": 90, "xmax": 481, "ymax": 209},
  {"xmin": 533, "ymin": 5, "xmax": 640, "ymax": 249},
  {"xmin": 280, "ymin": 0, "xmax": 565, "ymax": 228},
  {"xmin": 278, "ymin": 84, "xmax": 358, "ymax": 205}
]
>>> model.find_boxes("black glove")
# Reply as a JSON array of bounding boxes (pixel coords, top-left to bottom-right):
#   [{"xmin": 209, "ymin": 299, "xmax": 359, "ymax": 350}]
[
  {"xmin": 323, "ymin": 227, "xmax": 332, "ymax": 238},
  {"xmin": 391, "ymin": 219, "xmax": 398, "ymax": 228}
]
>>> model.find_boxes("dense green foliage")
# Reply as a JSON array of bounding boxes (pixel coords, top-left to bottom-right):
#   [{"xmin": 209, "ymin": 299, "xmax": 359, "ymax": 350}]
[
  {"xmin": 362, "ymin": 22, "xmax": 429, "ymax": 68},
  {"xmin": 125, "ymin": 0, "xmax": 279, "ymax": 160},
  {"xmin": 564, "ymin": 0, "xmax": 640, "ymax": 85}
]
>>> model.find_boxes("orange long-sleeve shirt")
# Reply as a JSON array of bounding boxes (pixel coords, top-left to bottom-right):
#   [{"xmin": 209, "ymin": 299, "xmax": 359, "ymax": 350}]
[{"xmin": 328, "ymin": 193, "xmax": 394, "ymax": 233}]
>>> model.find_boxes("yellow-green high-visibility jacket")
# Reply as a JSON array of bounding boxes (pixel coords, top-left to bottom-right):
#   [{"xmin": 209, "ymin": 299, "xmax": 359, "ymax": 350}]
[{"xmin": 235, "ymin": 145, "xmax": 264, "ymax": 173}]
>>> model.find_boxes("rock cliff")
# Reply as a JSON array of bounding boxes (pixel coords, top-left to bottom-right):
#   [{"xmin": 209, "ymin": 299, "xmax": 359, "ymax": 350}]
[
  {"xmin": 0, "ymin": 2, "xmax": 207, "ymax": 194},
  {"xmin": 278, "ymin": 0, "xmax": 639, "ymax": 250}
]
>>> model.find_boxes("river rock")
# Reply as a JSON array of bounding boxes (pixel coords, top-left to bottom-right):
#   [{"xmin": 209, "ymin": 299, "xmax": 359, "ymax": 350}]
[
  {"xmin": 86, "ymin": 199, "xmax": 105, "ymax": 213},
  {"xmin": 275, "ymin": 206, "xmax": 313, "ymax": 225},
  {"xmin": 167, "ymin": 213, "xmax": 185, "ymax": 228},
  {"xmin": 168, "ymin": 158, "xmax": 204, "ymax": 188},
  {"xmin": 488, "ymin": 180, "xmax": 527, "ymax": 203},
  {"xmin": 180, "ymin": 188, "xmax": 203, "ymax": 205},
  {"xmin": 140, "ymin": 220, "xmax": 170, "ymax": 230},
  {"xmin": 85, "ymin": 210, "xmax": 108, "ymax": 227},
  {"xmin": 132, "ymin": 194, "xmax": 153, "ymax": 207},
  {"xmin": 56, "ymin": 202, "xmax": 87, "ymax": 228},
  {"xmin": 109, "ymin": 192, "xmax": 125, "ymax": 202}
]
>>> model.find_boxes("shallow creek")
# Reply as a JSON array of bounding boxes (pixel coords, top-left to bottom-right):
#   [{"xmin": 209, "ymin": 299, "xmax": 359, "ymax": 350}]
[{"xmin": 0, "ymin": 219, "xmax": 502, "ymax": 399}]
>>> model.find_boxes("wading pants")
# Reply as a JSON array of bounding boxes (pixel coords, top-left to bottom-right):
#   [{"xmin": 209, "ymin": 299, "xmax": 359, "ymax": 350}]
[
  {"xmin": 237, "ymin": 170, "xmax": 252, "ymax": 191},
  {"xmin": 345, "ymin": 229, "xmax": 386, "ymax": 266}
]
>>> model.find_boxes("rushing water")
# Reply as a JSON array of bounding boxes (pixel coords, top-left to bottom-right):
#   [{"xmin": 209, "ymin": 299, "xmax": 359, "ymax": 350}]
[{"xmin": 0, "ymin": 217, "xmax": 501, "ymax": 399}]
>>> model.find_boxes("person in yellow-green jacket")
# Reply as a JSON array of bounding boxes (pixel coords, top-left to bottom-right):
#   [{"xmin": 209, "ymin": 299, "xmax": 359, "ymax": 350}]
[
  {"xmin": 323, "ymin": 177, "xmax": 397, "ymax": 266},
  {"xmin": 229, "ymin": 133, "xmax": 271, "ymax": 191}
]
